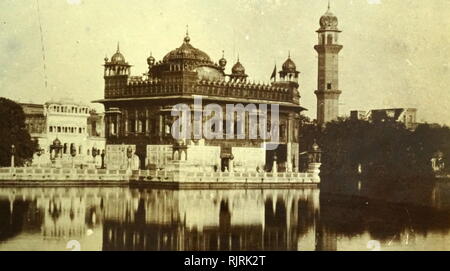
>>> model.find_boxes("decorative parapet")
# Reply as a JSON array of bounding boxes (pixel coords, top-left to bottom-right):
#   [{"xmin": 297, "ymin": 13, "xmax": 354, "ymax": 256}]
[{"xmin": 104, "ymin": 77, "xmax": 300, "ymax": 105}]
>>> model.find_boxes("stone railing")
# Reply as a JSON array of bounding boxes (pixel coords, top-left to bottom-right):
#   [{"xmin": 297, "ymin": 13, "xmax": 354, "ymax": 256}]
[
  {"xmin": 0, "ymin": 164, "xmax": 320, "ymax": 184},
  {"xmin": 0, "ymin": 167, "xmax": 131, "ymax": 182},
  {"xmin": 131, "ymin": 169, "xmax": 320, "ymax": 184}
]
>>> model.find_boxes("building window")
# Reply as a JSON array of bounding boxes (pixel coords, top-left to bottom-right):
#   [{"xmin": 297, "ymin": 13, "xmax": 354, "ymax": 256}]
[
  {"xmin": 49, "ymin": 126, "xmax": 53, "ymax": 132},
  {"xmin": 327, "ymin": 83, "xmax": 332, "ymax": 89}
]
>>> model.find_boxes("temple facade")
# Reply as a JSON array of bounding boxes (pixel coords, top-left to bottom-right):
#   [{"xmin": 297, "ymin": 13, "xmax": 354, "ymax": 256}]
[{"xmin": 95, "ymin": 33, "xmax": 305, "ymax": 172}]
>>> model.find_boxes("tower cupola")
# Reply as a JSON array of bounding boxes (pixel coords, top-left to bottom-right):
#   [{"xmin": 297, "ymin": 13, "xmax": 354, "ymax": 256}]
[
  {"xmin": 279, "ymin": 52, "xmax": 299, "ymax": 82},
  {"xmin": 230, "ymin": 56, "xmax": 247, "ymax": 82}
]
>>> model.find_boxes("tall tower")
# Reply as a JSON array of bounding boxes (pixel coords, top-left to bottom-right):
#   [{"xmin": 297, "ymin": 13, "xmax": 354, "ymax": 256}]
[{"xmin": 314, "ymin": 3, "xmax": 343, "ymax": 126}]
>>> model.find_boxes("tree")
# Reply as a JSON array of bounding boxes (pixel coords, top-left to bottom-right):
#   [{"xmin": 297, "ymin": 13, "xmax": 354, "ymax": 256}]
[
  {"xmin": 0, "ymin": 97, "xmax": 37, "ymax": 166},
  {"xmin": 299, "ymin": 117, "xmax": 439, "ymax": 201}
]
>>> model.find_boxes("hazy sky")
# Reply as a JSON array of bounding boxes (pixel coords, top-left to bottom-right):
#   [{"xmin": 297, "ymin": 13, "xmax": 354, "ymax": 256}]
[{"xmin": 0, "ymin": 0, "xmax": 449, "ymax": 124}]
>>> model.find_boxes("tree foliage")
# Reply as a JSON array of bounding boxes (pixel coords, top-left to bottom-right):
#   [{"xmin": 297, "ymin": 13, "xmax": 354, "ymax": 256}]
[
  {"xmin": 299, "ymin": 116, "xmax": 450, "ymax": 201},
  {"xmin": 299, "ymin": 117, "xmax": 450, "ymax": 178},
  {"xmin": 0, "ymin": 97, "xmax": 37, "ymax": 166}
]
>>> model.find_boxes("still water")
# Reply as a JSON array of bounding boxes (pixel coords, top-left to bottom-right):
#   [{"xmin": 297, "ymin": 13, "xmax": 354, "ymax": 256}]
[{"xmin": 0, "ymin": 184, "xmax": 449, "ymax": 251}]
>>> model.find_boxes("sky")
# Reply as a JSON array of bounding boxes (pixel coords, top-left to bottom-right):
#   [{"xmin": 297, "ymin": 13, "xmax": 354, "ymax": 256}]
[{"xmin": 0, "ymin": 0, "xmax": 449, "ymax": 124}]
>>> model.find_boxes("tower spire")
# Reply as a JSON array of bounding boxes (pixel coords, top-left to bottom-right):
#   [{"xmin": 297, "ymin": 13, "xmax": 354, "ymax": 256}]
[
  {"xmin": 328, "ymin": 0, "xmax": 330, "ymax": 11},
  {"xmin": 184, "ymin": 24, "xmax": 190, "ymax": 43},
  {"xmin": 116, "ymin": 42, "xmax": 120, "ymax": 53}
]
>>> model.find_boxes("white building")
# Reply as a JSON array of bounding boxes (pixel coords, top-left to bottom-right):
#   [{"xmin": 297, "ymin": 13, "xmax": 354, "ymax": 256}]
[{"xmin": 21, "ymin": 99, "xmax": 106, "ymax": 167}]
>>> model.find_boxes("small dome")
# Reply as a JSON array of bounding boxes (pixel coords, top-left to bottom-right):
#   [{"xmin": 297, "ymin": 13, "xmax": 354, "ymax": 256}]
[
  {"xmin": 104, "ymin": 56, "xmax": 108, "ymax": 62},
  {"xmin": 231, "ymin": 60, "xmax": 245, "ymax": 75},
  {"xmin": 111, "ymin": 51, "xmax": 125, "ymax": 63},
  {"xmin": 319, "ymin": 8, "xmax": 339, "ymax": 30},
  {"xmin": 111, "ymin": 43, "xmax": 126, "ymax": 63},
  {"xmin": 311, "ymin": 140, "xmax": 321, "ymax": 151},
  {"xmin": 282, "ymin": 57, "xmax": 296, "ymax": 73},
  {"xmin": 53, "ymin": 138, "xmax": 61, "ymax": 146},
  {"xmin": 219, "ymin": 57, "xmax": 227, "ymax": 68},
  {"xmin": 147, "ymin": 53, "xmax": 155, "ymax": 66},
  {"xmin": 219, "ymin": 51, "xmax": 227, "ymax": 68}
]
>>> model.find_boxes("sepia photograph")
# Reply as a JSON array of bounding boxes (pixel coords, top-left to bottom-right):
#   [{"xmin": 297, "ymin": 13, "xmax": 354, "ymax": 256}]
[{"xmin": 0, "ymin": 0, "xmax": 449, "ymax": 255}]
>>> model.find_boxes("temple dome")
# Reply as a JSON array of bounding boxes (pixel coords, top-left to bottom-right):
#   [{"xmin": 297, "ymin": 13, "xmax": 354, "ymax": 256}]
[{"xmin": 163, "ymin": 35, "xmax": 212, "ymax": 64}]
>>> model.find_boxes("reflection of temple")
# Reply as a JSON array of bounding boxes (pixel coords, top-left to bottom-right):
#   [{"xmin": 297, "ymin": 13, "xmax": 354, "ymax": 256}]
[
  {"xmin": 0, "ymin": 188, "xmax": 103, "ymax": 242},
  {"xmin": 101, "ymin": 189, "xmax": 321, "ymax": 251},
  {"xmin": 1, "ymin": 187, "xmax": 449, "ymax": 251},
  {"xmin": 0, "ymin": 187, "xmax": 337, "ymax": 251}
]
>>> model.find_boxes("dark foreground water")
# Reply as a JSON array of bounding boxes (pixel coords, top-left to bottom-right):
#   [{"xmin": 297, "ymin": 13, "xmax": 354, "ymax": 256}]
[{"xmin": 0, "ymin": 183, "xmax": 449, "ymax": 251}]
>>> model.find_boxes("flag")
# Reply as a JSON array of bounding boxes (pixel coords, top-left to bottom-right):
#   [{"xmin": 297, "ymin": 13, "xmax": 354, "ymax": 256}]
[{"xmin": 270, "ymin": 65, "xmax": 277, "ymax": 81}]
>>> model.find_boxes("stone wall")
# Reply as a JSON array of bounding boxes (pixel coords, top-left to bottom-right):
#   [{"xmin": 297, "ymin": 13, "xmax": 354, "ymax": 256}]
[
  {"xmin": 105, "ymin": 144, "xmax": 135, "ymax": 170},
  {"xmin": 146, "ymin": 144, "xmax": 172, "ymax": 169},
  {"xmin": 232, "ymin": 147, "xmax": 265, "ymax": 172}
]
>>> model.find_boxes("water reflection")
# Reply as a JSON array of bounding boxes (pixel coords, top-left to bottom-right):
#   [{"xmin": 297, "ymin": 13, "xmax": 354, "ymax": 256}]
[{"xmin": 0, "ymin": 184, "xmax": 449, "ymax": 251}]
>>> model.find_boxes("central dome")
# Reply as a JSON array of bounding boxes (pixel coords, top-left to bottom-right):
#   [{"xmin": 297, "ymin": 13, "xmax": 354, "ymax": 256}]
[{"xmin": 163, "ymin": 35, "xmax": 212, "ymax": 64}]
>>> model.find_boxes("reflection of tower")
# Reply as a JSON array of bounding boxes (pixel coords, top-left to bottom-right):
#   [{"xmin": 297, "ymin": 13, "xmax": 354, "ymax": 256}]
[
  {"xmin": 314, "ymin": 3, "xmax": 343, "ymax": 126},
  {"xmin": 219, "ymin": 200, "xmax": 231, "ymax": 229}
]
